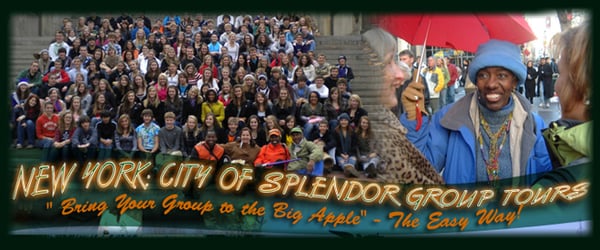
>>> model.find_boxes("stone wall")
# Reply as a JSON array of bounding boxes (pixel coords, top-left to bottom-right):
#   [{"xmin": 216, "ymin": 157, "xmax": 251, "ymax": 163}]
[{"xmin": 9, "ymin": 12, "xmax": 365, "ymax": 37}]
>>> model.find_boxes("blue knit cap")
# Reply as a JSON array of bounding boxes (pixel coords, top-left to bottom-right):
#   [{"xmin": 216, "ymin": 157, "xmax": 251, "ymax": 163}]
[{"xmin": 469, "ymin": 39, "xmax": 526, "ymax": 87}]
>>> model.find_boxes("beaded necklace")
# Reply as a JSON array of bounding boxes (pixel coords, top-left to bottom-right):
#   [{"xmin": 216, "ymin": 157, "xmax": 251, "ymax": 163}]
[{"xmin": 478, "ymin": 111, "xmax": 512, "ymax": 182}]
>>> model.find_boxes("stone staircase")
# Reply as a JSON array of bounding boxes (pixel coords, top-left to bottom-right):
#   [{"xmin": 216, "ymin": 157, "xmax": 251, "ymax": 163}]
[
  {"xmin": 9, "ymin": 36, "xmax": 54, "ymax": 88},
  {"xmin": 314, "ymin": 34, "xmax": 390, "ymax": 126},
  {"xmin": 314, "ymin": 35, "xmax": 383, "ymax": 108}
]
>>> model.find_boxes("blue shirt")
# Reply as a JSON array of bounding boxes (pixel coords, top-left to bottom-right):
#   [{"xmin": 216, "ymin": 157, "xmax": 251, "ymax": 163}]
[{"xmin": 135, "ymin": 122, "xmax": 160, "ymax": 150}]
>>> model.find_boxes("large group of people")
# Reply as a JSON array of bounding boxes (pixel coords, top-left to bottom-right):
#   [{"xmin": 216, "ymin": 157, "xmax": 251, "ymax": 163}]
[
  {"xmin": 10, "ymin": 13, "xmax": 379, "ymax": 179},
  {"xmin": 10, "ymin": 13, "xmax": 590, "ymax": 186}
]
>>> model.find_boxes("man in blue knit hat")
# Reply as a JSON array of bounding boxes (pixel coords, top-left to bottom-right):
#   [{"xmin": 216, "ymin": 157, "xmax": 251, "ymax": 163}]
[{"xmin": 398, "ymin": 39, "xmax": 552, "ymax": 185}]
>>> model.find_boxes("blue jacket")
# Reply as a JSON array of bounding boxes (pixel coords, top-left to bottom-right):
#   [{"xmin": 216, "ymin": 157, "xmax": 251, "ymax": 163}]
[{"xmin": 400, "ymin": 92, "xmax": 552, "ymax": 184}]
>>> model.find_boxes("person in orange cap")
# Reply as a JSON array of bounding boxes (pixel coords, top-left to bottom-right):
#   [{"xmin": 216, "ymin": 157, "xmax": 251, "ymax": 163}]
[{"xmin": 254, "ymin": 128, "xmax": 290, "ymax": 169}]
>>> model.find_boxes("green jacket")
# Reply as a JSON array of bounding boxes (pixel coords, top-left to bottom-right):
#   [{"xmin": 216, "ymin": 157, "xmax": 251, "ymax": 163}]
[
  {"xmin": 542, "ymin": 120, "xmax": 591, "ymax": 168},
  {"xmin": 15, "ymin": 68, "xmax": 43, "ymax": 88},
  {"xmin": 532, "ymin": 120, "xmax": 591, "ymax": 218},
  {"xmin": 287, "ymin": 139, "xmax": 324, "ymax": 171}
]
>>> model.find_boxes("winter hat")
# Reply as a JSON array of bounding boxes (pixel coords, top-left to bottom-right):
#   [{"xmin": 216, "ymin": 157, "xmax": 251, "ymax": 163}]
[
  {"xmin": 258, "ymin": 74, "xmax": 267, "ymax": 80},
  {"xmin": 33, "ymin": 49, "xmax": 49, "ymax": 59},
  {"xmin": 17, "ymin": 81, "xmax": 29, "ymax": 88},
  {"xmin": 338, "ymin": 55, "xmax": 346, "ymax": 61},
  {"xmin": 337, "ymin": 113, "xmax": 350, "ymax": 121},
  {"xmin": 206, "ymin": 88, "xmax": 218, "ymax": 96},
  {"xmin": 243, "ymin": 74, "xmax": 255, "ymax": 81},
  {"xmin": 469, "ymin": 39, "xmax": 527, "ymax": 87}
]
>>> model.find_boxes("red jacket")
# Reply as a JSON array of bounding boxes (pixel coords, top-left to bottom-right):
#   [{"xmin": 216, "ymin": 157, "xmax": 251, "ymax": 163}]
[
  {"xmin": 198, "ymin": 64, "xmax": 219, "ymax": 79},
  {"xmin": 254, "ymin": 143, "xmax": 290, "ymax": 167},
  {"xmin": 42, "ymin": 69, "xmax": 70, "ymax": 84},
  {"xmin": 447, "ymin": 63, "xmax": 459, "ymax": 87}
]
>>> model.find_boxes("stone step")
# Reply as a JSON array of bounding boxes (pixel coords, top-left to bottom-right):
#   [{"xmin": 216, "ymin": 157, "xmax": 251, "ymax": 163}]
[
  {"xmin": 9, "ymin": 36, "xmax": 54, "ymax": 88},
  {"xmin": 12, "ymin": 36, "xmax": 54, "ymax": 45},
  {"xmin": 317, "ymin": 60, "xmax": 377, "ymax": 65},
  {"xmin": 351, "ymin": 92, "xmax": 380, "ymax": 98},
  {"xmin": 11, "ymin": 42, "xmax": 47, "ymax": 48},
  {"xmin": 12, "ymin": 50, "xmax": 43, "ymax": 57},
  {"xmin": 319, "ymin": 53, "xmax": 377, "ymax": 60},
  {"xmin": 351, "ymin": 85, "xmax": 383, "ymax": 92},
  {"xmin": 319, "ymin": 51, "xmax": 380, "ymax": 62},
  {"xmin": 12, "ymin": 58, "xmax": 36, "ymax": 65},
  {"xmin": 12, "ymin": 48, "xmax": 39, "ymax": 54},
  {"xmin": 312, "ymin": 34, "xmax": 389, "ymax": 107},
  {"xmin": 11, "ymin": 49, "xmax": 46, "ymax": 58},
  {"xmin": 316, "ymin": 35, "xmax": 363, "ymax": 45},
  {"xmin": 350, "ymin": 70, "xmax": 381, "ymax": 75},
  {"xmin": 320, "ymin": 53, "xmax": 373, "ymax": 62},
  {"xmin": 12, "ymin": 50, "xmax": 38, "ymax": 57},
  {"xmin": 351, "ymin": 85, "xmax": 382, "ymax": 91},
  {"xmin": 348, "ymin": 87, "xmax": 381, "ymax": 94},
  {"xmin": 316, "ymin": 45, "xmax": 369, "ymax": 52},
  {"xmin": 317, "ymin": 43, "xmax": 367, "ymax": 49},
  {"xmin": 351, "ymin": 82, "xmax": 381, "ymax": 88},
  {"xmin": 349, "ymin": 81, "xmax": 382, "ymax": 88}
]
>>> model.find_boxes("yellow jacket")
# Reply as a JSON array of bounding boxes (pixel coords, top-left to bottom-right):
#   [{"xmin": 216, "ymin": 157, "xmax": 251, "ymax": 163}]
[{"xmin": 201, "ymin": 101, "xmax": 225, "ymax": 124}]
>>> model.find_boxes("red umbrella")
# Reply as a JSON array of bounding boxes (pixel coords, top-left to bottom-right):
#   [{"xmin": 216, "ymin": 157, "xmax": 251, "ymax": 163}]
[{"xmin": 376, "ymin": 13, "xmax": 537, "ymax": 53}]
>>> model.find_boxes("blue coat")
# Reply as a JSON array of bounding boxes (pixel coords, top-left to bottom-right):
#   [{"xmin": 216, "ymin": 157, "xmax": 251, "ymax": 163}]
[{"xmin": 400, "ymin": 92, "xmax": 552, "ymax": 184}]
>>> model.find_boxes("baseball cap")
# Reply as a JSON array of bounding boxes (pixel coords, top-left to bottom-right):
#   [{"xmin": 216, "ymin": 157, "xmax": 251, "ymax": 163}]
[
  {"xmin": 290, "ymin": 127, "xmax": 303, "ymax": 134},
  {"xmin": 268, "ymin": 129, "xmax": 281, "ymax": 137}
]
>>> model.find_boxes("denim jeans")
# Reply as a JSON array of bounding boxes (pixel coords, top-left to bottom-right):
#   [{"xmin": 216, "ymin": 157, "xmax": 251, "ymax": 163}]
[
  {"xmin": 296, "ymin": 160, "xmax": 324, "ymax": 176},
  {"xmin": 36, "ymin": 138, "xmax": 54, "ymax": 149},
  {"xmin": 439, "ymin": 87, "xmax": 448, "ymax": 108},
  {"xmin": 446, "ymin": 84, "xmax": 456, "ymax": 104},
  {"xmin": 336, "ymin": 155, "xmax": 357, "ymax": 168},
  {"xmin": 37, "ymin": 138, "xmax": 55, "ymax": 162},
  {"xmin": 303, "ymin": 122, "xmax": 318, "ymax": 138},
  {"xmin": 328, "ymin": 119, "xmax": 338, "ymax": 132},
  {"xmin": 47, "ymin": 145, "xmax": 71, "ymax": 162},
  {"xmin": 97, "ymin": 143, "xmax": 114, "ymax": 161},
  {"xmin": 17, "ymin": 120, "xmax": 35, "ymax": 146},
  {"xmin": 359, "ymin": 154, "xmax": 381, "ymax": 171}
]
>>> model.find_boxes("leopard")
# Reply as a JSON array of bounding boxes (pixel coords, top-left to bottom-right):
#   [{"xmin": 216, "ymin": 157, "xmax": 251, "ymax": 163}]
[{"xmin": 368, "ymin": 105, "xmax": 445, "ymax": 185}]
